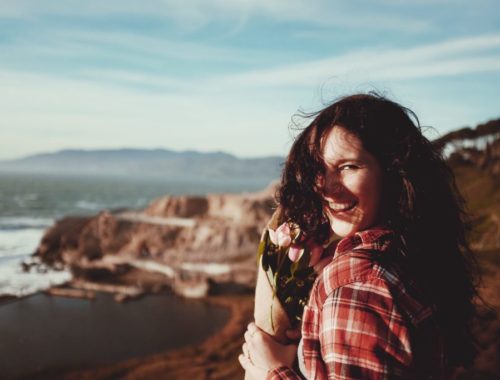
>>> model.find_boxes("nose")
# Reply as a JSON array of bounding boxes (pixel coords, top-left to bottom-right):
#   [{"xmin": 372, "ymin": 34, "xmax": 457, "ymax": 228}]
[
  {"xmin": 322, "ymin": 172, "xmax": 344, "ymax": 199},
  {"xmin": 325, "ymin": 182, "xmax": 343, "ymax": 198}
]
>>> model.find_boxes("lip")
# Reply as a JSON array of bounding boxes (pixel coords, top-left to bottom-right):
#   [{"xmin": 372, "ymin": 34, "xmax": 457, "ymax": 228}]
[{"xmin": 327, "ymin": 201, "xmax": 357, "ymax": 213}]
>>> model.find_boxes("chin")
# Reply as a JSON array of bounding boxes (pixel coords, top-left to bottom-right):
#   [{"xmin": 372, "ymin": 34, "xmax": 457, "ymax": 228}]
[
  {"xmin": 326, "ymin": 208, "xmax": 367, "ymax": 238},
  {"xmin": 330, "ymin": 222, "xmax": 358, "ymax": 238}
]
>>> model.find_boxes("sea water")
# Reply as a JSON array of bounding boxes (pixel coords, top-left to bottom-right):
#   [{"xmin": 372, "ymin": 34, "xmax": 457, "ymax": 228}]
[
  {"xmin": 0, "ymin": 172, "xmax": 269, "ymax": 296},
  {"xmin": 0, "ymin": 292, "xmax": 230, "ymax": 377}
]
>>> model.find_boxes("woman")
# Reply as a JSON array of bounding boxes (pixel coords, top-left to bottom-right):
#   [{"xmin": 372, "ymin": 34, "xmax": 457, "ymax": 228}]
[{"xmin": 240, "ymin": 93, "xmax": 479, "ymax": 379}]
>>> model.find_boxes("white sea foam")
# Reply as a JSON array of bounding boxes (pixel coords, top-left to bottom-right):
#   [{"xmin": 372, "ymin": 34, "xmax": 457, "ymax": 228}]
[
  {"xmin": 0, "ymin": 256, "xmax": 71, "ymax": 297},
  {"xmin": 76, "ymin": 200, "xmax": 102, "ymax": 210},
  {"xmin": 0, "ymin": 216, "xmax": 53, "ymax": 230},
  {"xmin": 0, "ymin": 219, "xmax": 69, "ymax": 297},
  {"xmin": 0, "ymin": 227, "xmax": 46, "ymax": 258}
]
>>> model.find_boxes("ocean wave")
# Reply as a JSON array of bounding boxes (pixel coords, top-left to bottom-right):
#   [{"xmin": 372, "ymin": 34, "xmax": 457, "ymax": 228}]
[
  {"xmin": 75, "ymin": 200, "xmax": 103, "ymax": 210},
  {"xmin": 0, "ymin": 257, "xmax": 71, "ymax": 297},
  {"xmin": 0, "ymin": 228, "xmax": 46, "ymax": 258},
  {"xmin": 0, "ymin": 216, "xmax": 54, "ymax": 230},
  {"xmin": 12, "ymin": 193, "xmax": 41, "ymax": 207}
]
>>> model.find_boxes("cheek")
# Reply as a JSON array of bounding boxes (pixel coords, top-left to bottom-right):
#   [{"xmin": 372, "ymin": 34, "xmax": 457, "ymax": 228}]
[
  {"xmin": 362, "ymin": 176, "xmax": 383, "ymax": 217},
  {"xmin": 342, "ymin": 174, "xmax": 372, "ymax": 197},
  {"xmin": 354, "ymin": 173, "xmax": 382, "ymax": 207}
]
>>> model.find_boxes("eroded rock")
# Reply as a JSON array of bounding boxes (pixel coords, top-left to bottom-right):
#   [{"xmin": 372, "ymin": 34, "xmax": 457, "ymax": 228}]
[{"xmin": 34, "ymin": 181, "xmax": 279, "ymax": 294}]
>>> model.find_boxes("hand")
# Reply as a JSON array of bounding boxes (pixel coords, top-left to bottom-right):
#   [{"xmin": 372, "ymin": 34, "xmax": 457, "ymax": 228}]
[{"xmin": 239, "ymin": 322, "xmax": 298, "ymax": 379}]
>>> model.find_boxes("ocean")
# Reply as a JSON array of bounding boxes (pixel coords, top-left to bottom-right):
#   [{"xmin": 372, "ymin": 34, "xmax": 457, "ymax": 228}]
[{"xmin": 0, "ymin": 171, "xmax": 270, "ymax": 296}]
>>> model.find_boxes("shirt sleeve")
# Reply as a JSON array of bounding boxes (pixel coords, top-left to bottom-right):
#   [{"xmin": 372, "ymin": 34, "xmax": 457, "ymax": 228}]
[
  {"xmin": 266, "ymin": 366, "xmax": 302, "ymax": 380},
  {"xmin": 319, "ymin": 278, "xmax": 413, "ymax": 379}
]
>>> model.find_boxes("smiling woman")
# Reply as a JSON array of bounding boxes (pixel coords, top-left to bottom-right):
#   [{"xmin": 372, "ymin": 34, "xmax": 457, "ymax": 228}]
[
  {"xmin": 318, "ymin": 126, "xmax": 383, "ymax": 237},
  {"xmin": 241, "ymin": 93, "xmax": 480, "ymax": 379}
]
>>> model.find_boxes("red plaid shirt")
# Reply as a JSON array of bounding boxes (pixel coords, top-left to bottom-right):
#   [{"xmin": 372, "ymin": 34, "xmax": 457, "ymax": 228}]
[{"xmin": 267, "ymin": 229, "xmax": 449, "ymax": 380}]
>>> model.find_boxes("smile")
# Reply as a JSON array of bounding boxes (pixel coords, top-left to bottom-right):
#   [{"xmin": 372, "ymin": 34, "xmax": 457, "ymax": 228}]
[
  {"xmin": 328, "ymin": 202, "xmax": 357, "ymax": 212},
  {"xmin": 327, "ymin": 201, "xmax": 357, "ymax": 213}
]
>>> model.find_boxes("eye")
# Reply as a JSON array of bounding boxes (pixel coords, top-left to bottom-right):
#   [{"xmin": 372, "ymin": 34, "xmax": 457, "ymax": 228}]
[{"xmin": 339, "ymin": 164, "xmax": 359, "ymax": 171}]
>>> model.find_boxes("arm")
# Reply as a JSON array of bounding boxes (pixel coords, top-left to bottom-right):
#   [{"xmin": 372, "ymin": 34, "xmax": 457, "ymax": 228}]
[
  {"xmin": 240, "ymin": 322, "xmax": 301, "ymax": 380},
  {"xmin": 320, "ymin": 278, "xmax": 413, "ymax": 379},
  {"xmin": 266, "ymin": 366, "xmax": 302, "ymax": 380}
]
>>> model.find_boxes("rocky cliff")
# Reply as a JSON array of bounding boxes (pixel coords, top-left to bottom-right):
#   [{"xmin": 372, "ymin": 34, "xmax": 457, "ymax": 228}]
[{"xmin": 34, "ymin": 182, "xmax": 279, "ymax": 297}]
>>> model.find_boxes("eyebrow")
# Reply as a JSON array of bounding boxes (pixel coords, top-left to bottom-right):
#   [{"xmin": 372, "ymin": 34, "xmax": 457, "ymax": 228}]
[{"xmin": 322, "ymin": 157, "xmax": 364, "ymax": 166}]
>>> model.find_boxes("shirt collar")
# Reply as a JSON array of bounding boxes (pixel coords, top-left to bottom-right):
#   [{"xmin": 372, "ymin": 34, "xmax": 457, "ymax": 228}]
[{"xmin": 334, "ymin": 228, "xmax": 396, "ymax": 257}]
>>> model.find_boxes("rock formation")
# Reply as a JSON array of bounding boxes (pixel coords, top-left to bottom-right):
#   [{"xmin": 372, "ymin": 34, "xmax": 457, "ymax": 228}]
[{"xmin": 34, "ymin": 181, "xmax": 279, "ymax": 297}]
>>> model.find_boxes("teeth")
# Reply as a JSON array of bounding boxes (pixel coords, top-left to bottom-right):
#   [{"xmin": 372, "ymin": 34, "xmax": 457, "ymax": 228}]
[{"xmin": 328, "ymin": 202, "xmax": 356, "ymax": 212}]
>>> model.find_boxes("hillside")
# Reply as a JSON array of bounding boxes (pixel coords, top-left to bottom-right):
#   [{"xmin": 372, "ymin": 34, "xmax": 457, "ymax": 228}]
[
  {"xmin": 441, "ymin": 120, "xmax": 500, "ymax": 379},
  {"xmin": 441, "ymin": 118, "xmax": 500, "ymax": 251}
]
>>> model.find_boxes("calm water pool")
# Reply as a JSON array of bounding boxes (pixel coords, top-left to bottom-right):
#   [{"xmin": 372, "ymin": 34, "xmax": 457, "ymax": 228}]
[{"xmin": 0, "ymin": 292, "xmax": 230, "ymax": 377}]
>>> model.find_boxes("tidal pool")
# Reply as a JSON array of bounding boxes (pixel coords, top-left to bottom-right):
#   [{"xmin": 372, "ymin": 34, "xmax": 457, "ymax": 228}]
[{"xmin": 0, "ymin": 292, "xmax": 230, "ymax": 378}]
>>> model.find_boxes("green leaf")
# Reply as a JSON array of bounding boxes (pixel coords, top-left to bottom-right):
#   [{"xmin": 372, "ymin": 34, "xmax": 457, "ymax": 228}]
[
  {"xmin": 257, "ymin": 230, "xmax": 268, "ymax": 260},
  {"xmin": 290, "ymin": 260, "xmax": 300, "ymax": 277},
  {"xmin": 295, "ymin": 246, "xmax": 310, "ymax": 273},
  {"xmin": 260, "ymin": 232, "xmax": 271, "ymax": 272},
  {"xmin": 273, "ymin": 271, "xmax": 279, "ymax": 289}
]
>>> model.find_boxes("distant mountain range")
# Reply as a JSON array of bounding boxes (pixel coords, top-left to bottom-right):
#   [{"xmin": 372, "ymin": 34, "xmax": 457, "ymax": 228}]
[
  {"xmin": 0, "ymin": 148, "xmax": 285, "ymax": 181},
  {"xmin": 1, "ymin": 118, "xmax": 498, "ymax": 181}
]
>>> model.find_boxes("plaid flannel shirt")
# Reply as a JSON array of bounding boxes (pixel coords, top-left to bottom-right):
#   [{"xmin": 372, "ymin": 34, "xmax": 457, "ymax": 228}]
[{"xmin": 267, "ymin": 229, "xmax": 449, "ymax": 380}]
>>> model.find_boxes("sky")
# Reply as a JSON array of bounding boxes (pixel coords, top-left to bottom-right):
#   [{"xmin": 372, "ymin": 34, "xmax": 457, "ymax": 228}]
[{"xmin": 0, "ymin": 0, "xmax": 499, "ymax": 160}]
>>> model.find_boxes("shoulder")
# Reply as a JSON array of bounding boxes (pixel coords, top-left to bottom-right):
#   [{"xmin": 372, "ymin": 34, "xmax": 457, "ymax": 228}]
[
  {"xmin": 310, "ymin": 230, "xmax": 432, "ymax": 327},
  {"xmin": 309, "ymin": 230, "xmax": 392, "ymax": 308}
]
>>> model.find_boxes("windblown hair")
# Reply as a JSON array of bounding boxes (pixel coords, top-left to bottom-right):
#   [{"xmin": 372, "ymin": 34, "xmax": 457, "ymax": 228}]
[{"xmin": 278, "ymin": 93, "xmax": 479, "ymax": 369}]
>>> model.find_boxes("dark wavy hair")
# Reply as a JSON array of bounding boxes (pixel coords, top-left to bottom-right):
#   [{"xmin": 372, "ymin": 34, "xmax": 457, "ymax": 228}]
[{"xmin": 278, "ymin": 93, "xmax": 480, "ymax": 369}]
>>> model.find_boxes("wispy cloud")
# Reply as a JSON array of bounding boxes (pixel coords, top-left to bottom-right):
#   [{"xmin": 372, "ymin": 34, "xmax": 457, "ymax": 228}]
[
  {"xmin": 3, "ymin": 27, "xmax": 275, "ymax": 68},
  {"xmin": 210, "ymin": 34, "xmax": 500, "ymax": 88},
  {"xmin": 9, "ymin": 32, "xmax": 497, "ymax": 95},
  {"xmin": 0, "ymin": 0, "xmax": 435, "ymax": 33}
]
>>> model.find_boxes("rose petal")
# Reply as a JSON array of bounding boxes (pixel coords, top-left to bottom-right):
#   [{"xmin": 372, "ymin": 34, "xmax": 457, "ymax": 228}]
[
  {"xmin": 275, "ymin": 222, "xmax": 292, "ymax": 247},
  {"xmin": 268, "ymin": 228, "xmax": 278, "ymax": 245},
  {"xmin": 276, "ymin": 222, "xmax": 290, "ymax": 236},
  {"xmin": 288, "ymin": 245, "xmax": 303, "ymax": 262},
  {"xmin": 279, "ymin": 234, "xmax": 291, "ymax": 248}
]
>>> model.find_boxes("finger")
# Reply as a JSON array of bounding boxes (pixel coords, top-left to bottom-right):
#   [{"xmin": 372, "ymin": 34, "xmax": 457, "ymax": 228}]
[
  {"xmin": 248, "ymin": 323, "xmax": 269, "ymax": 342},
  {"xmin": 238, "ymin": 353, "xmax": 250, "ymax": 370},
  {"xmin": 245, "ymin": 328, "xmax": 262, "ymax": 344},
  {"xmin": 242, "ymin": 342, "xmax": 249, "ymax": 357},
  {"xmin": 245, "ymin": 332, "xmax": 256, "ymax": 351},
  {"xmin": 247, "ymin": 322, "xmax": 258, "ymax": 334},
  {"xmin": 239, "ymin": 354, "xmax": 266, "ymax": 380}
]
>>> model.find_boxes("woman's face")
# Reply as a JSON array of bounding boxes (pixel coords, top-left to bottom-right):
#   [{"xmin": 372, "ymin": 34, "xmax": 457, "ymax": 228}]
[{"xmin": 319, "ymin": 125, "xmax": 383, "ymax": 237}]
